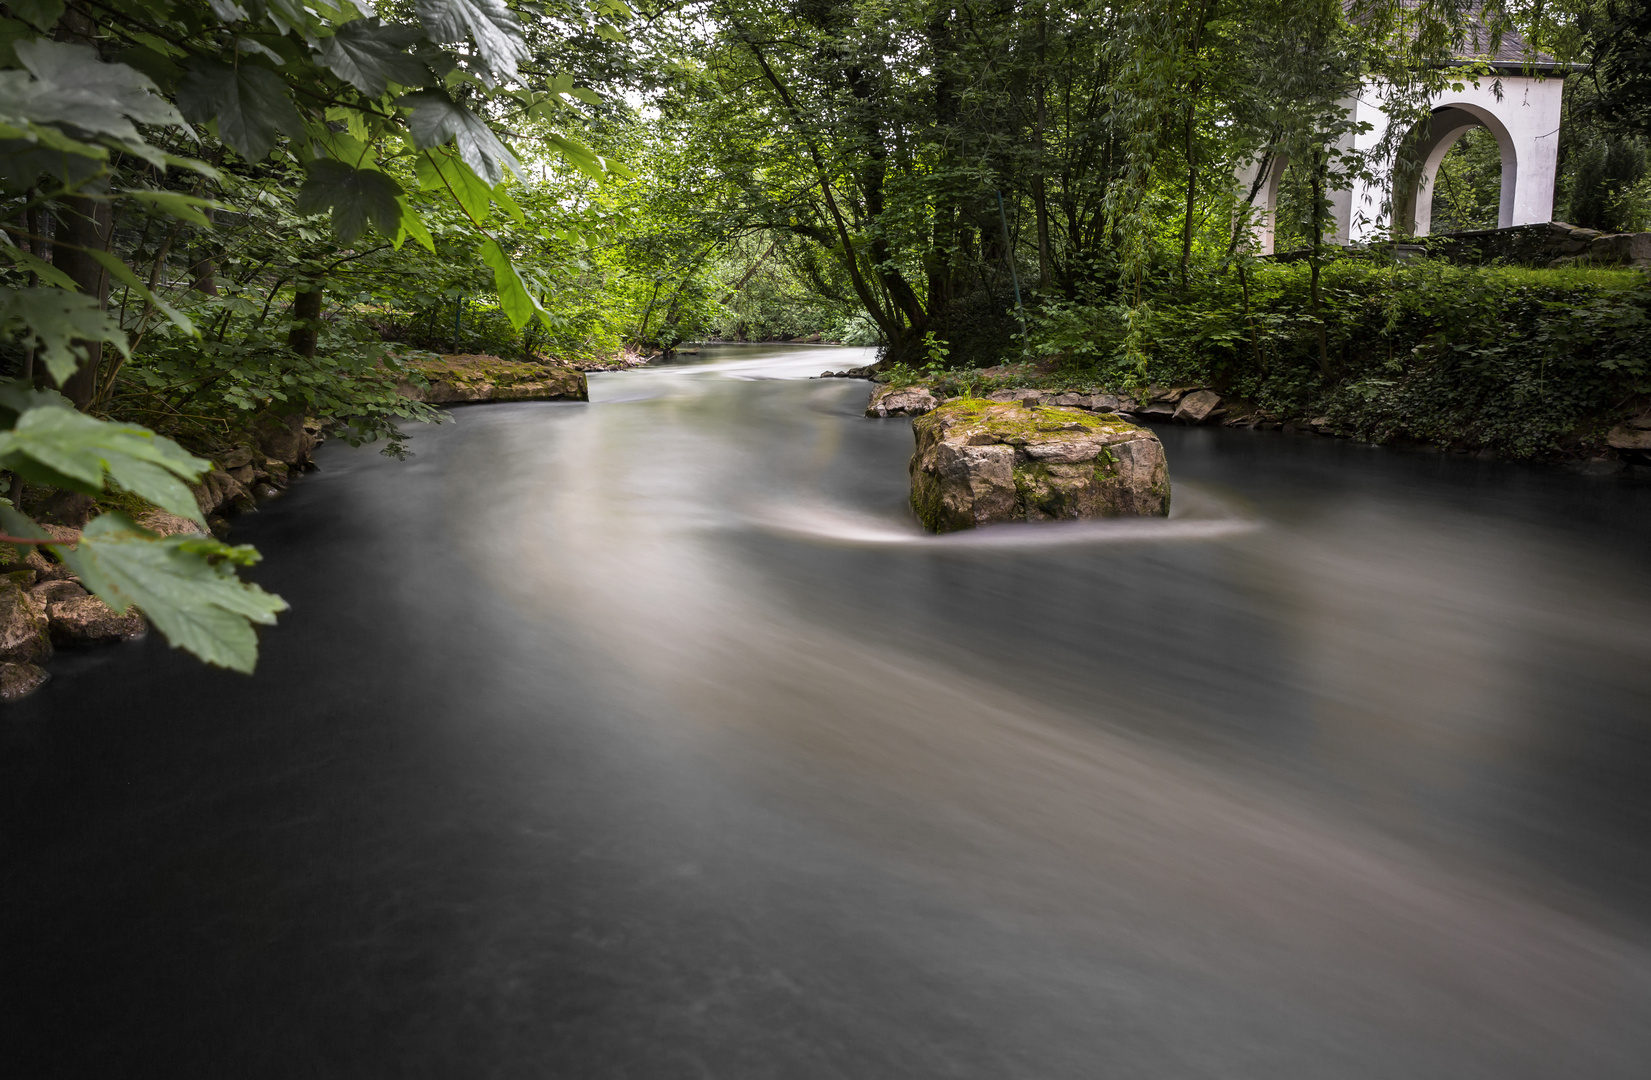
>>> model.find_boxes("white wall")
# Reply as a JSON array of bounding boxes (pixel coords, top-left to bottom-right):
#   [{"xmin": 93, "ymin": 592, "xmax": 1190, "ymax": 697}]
[
  {"xmin": 1237, "ymin": 71, "xmax": 1565, "ymax": 252},
  {"xmin": 1339, "ymin": 74, "xmax": 1565, "ymax": 242}
]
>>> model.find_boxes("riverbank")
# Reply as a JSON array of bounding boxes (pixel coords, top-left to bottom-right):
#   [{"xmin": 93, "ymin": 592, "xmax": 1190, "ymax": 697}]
[
  {"xmin": 0, "ymin": 352, "xmax": 606, "ymax": 701},
  {"xmin": 860, "ymin": 353, "xmax": 1651, "ymax": 468},
  {"xmin": 955, "ymin": 259, "xmax": 1651, "ymax": 464}
]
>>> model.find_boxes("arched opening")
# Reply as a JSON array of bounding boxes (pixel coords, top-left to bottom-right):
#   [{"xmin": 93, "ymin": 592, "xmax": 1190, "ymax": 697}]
[
  {"xmin": 1427, "ymin": 128, "xmax": 1505, "ymax": 232},
  {"xmin": 1392, "ymin": 105, "xmax": 1518, "ymax": 236}
]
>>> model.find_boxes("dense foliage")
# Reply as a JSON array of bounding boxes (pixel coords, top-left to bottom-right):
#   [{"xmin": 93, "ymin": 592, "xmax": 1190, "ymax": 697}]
[{"xmin": 1029, "ymin": 259, "xmax": 1651, "ymax": 457}]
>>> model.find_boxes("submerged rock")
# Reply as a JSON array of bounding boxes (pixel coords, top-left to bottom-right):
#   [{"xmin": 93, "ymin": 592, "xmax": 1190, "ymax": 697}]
[
  {"xmin": 909, "ymin": 400, "xmax": 1170, "ymax": 532},
  {"xmin": 866, "ymin": 384, "xmax": 939, "ymax": 417},
  {"xmin": 0, "ymin": 661, "xmax": 48, "ymax": 701}
]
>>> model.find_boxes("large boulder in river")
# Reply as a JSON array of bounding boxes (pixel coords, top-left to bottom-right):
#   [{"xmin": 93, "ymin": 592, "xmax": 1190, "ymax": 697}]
[
  {"xmin": 398, "ymin": 354, "xmax": 588, "ymax": 404},
  {"xmin": 910, "ymin": 400, "xmax": 1170, "ymax": 532}
]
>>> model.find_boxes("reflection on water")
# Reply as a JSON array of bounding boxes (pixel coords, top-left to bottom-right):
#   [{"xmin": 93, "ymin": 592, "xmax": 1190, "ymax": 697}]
[{"xmin": 5, "ymin": 343, "xmax": 1651, "ymax": 1078}]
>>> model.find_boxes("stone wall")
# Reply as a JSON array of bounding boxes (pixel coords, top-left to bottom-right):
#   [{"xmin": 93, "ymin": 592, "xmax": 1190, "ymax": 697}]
[{"xmin": 1426, "ymin": 222, "xmax": 1651, "ymax": 269}]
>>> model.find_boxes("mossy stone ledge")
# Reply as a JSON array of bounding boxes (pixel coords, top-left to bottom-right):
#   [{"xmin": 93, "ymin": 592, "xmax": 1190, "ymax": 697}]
[
  {"xmin": 909, "ymin": 400, "xmax": 1170, "ymax": 533},
  {"xmin": 397, "ymin": 353, "xmax": 589, "ymax": 404}
]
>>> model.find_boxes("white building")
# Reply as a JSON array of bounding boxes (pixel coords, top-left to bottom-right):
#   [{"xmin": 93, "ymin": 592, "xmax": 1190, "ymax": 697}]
[{"xmin": 1236, "ymin": 48, "xmax": 1568, "ymax": 253}]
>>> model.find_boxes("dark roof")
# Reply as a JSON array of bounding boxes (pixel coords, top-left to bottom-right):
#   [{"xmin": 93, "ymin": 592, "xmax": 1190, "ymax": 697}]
[{"xmin": 1364, "ymin": 1, "xmax": 1567, "ymax": 71}]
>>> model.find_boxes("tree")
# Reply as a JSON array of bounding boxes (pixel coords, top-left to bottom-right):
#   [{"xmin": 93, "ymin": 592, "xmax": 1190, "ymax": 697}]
[{"xmin": 0, "ymin": 0, "xmax": 628, "ymax": 670}]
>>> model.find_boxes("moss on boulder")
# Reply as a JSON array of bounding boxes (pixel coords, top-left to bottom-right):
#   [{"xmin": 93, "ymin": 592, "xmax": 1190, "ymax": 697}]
[
  {"xmin": 910, "ymin": 400, "xmax": 1169, "ymax": 532},
  {"xmin": 397, "ymin": 353, "xmax": 588, "ymax": 404}
]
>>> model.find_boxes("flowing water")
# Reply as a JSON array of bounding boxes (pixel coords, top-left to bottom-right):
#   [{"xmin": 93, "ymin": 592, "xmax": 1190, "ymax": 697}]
[{"xmin": 6, "ymin": 344, "xmax": 1651, "ymax": 1077}]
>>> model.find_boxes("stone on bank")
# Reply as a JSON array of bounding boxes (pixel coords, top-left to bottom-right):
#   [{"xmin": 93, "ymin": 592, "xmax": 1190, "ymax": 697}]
[
  {"xmin": 397, "ymin": 354, "xmax": 588, "ymax": 404},
  {"xmin": 909, "ymin": 400, "xmax": 1170, "ymax": 532}
]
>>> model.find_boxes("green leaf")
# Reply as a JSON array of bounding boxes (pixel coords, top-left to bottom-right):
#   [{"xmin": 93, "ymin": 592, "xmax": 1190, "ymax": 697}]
[
  {"xmin": 0, "ymin": 287, "xmax": 128, "ymax": 387},
  {"xmin": 236, "ymin": 35, "xmax": 286, "ymax": 65},
  {"xmin": 320, "ymin": 18, "xmax": 428, "ymax": 96},
  {"xmin": 7, "ymin": 0, "xmax": 63, "ymax": 32},
  {"xmin": 161, "ymin": 153, "xmax": 225, "ymax": 181},
  {"xmin": 0, "ymin": 18, "xmax": 30, "ymax": 67},
  {"xmin": 568, "ymin": 86, "xmax": 603, "ymax": 106},
  {"xmin": 121, "ymin": 187, "xmax": 220, "ymax": 227},
  {"xmin": 38, "ymin": 511, "xmax": 287, "ymax": 674},
  {"xmin": 0, "ymin": 380, "xmax": 71, "ymax": 428},
  {"xmin": 0, "ymin": 405, "xmax": 207, "ymax": 520},
  {"xmin": 0, "ymin": 39, "xmax": 183, "ymax": 144},
  {"xmin": 491, "ymin": 181, "xmax": 525, "ymax": 224},
  {"xmin": 544, "ymin": 132, "xmax": 605, "ymax": 182},
  {"xmin": 393, "ymin": 195, "xmax": 436, "ymax": 252},
  {"xmin": 297, "ymin": 158, "xmax": 405, "ymax": 242},
  {"xmin": 594, "ymin": 22, "xmax": 626, "ymax": 43},
  {"xmin": 414, "ymin": 144, "xmax": 492, "ymax": 222},
  {"xmin": 480, "ymin": 238, "xmax": 546, "ymax": 331},
  {"xmin": 177, "ymin": 57, "xmax": 306, "ymax": 162},
  {"xmin": 413, "ymin": 0, "xmax": 528, "ymax": 80},
  {"xmin": 0, "ymin": 136, "xmax": 106, "ymax": 190},
  {"xmin": 86, "ymin": 248, "xmax": 194, "ymax": 334},
  {"xmin": 401, "ymin": 89, "xmax": 523, "ymax": 184},
  {"xmin": 1, "ymin": 240, "xmax": 79, "ymax": 289}
]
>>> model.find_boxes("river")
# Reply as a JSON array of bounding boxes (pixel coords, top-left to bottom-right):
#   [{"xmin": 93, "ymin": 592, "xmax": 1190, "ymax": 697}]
[{"xmin": 5, "ymin": 344, "xmax": 1651, "ymax": 1077}]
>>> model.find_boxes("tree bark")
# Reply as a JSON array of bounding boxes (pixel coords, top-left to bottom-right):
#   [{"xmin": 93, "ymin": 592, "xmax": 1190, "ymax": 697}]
[
  {"xmin": 53, "ymin": 192, "xmax": 114, "ymax": 409},
  {"xmin": 1309, "ymin": 149, "xmax": 1330, "ymax": 377},
  {"xmin": 287, "ymin": 284, "xmax": 324, "ymax": 358},
  {"xmin": 189, "ymin": 207, "xmax": 220, "ymax": 295}
]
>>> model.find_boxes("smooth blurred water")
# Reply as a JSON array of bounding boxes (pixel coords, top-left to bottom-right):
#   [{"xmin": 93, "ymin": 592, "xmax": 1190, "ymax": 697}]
[{"xmin": 5, "ymin": 343, "xmax": 1651, "ymax": 1078}]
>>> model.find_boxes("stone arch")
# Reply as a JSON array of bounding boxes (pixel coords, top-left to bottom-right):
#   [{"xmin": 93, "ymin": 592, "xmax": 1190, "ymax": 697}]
[
  {"xmin": 1235, "ymin": 151, "xmax": 1289, "ymax": 255},
  {"xmin": 1391, "ymin": 104, "xmax": 1518, "ymax": 236}
]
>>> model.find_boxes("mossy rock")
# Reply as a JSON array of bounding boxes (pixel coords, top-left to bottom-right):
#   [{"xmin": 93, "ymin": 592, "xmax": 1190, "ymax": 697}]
[
  {"xmin": 398, "ymin": 353, "xmax": 588, "ymax": 404},
  {"xmin": 909, "ymin": 400, "xmax": 1169, "ymax": 532}
]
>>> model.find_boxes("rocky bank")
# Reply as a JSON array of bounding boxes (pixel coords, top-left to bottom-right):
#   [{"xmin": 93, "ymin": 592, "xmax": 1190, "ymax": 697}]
[{"xmin": 2, "ymin": 353, "xmax": 608, "ymax": 702}]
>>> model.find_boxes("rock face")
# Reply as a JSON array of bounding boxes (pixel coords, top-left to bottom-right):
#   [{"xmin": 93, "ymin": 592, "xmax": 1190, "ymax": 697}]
[
  {"xmin": 398, "ymin": 354, "xmax": 589, "ymax": 404},
  {"xmin": 910, "ymin": 400, "xmax": 1170, "ymax": 532},
  {"xmin": 866, "ymin": 384, "xmax": 939, "ymax": 417}
]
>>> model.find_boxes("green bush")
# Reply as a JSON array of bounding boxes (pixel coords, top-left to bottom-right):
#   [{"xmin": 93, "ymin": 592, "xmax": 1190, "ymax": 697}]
[{"xmin": 1031, "ymin": 258, "xmax": 1651, "ymax": 458}]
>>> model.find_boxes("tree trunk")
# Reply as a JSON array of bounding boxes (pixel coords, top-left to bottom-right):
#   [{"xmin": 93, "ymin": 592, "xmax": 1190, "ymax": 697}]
[
  {"xmin": 1032, "ymin": 20, "xmax": 1054, "ymax": 290},
  {"xmin": 1179, "ymin": 95, "xmax": 1199, "ymax": 290},
  {"xmin": 189, "ymin": 207, "xmax": 220, "ymax": 295},
  {"xmin": 1178, "ymin": 1, "xmax": 1214, "ymax": 291},
  {"xmin": 1309, "ymin": 150, "xmax": 1330, "ymax": 377},
  {"xmin": 53, "ymin": 192, "xmax": 114, "ymax": 409},
  {"xmin": 287, "ymin": 284, "xmax": 324, "ymax": 358}
]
